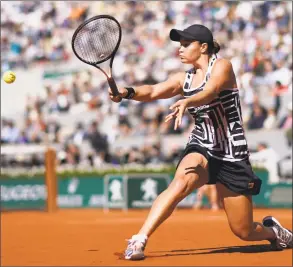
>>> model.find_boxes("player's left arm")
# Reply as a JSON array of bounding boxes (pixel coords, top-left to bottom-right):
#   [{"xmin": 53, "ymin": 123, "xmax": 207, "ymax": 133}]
[{"xmin": 185, "ymin": 58, "xmax": 236, "ymax": 108}]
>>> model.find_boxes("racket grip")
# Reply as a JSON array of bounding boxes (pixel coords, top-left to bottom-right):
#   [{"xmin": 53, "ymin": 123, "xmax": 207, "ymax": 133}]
[{"xmin": 108, "ymin": 77, "xmax": 122, "ymax": 101}]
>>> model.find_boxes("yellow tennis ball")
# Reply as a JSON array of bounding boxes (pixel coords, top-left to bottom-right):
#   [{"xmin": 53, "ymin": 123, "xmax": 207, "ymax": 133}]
[{"xmin": 3, "ymin": 71, "xmax": 16, "ymax": 84}]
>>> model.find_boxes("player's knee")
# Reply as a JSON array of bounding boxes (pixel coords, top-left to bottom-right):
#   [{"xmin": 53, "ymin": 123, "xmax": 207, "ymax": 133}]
[
  {"xmin": 231, "ymin": 226, "xmax": 252, "ymax": 241},
  {"xmin": 170, "ymin": 175, "xmax": 189, "ymax": 198},
  {"xmin": 171, "ymin": 171, "xmax": 199, "ymax": 199}
]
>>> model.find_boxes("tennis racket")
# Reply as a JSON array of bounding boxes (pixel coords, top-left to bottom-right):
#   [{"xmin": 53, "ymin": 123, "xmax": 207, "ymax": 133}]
[{"xmin": 72, "ymin": 15, "xmax": 122, "ymax": 101}]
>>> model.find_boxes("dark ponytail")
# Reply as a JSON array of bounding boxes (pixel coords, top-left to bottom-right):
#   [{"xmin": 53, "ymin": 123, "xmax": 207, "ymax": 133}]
[
  {"xmin": 207, "ymin": 40, "xmax": 220, "ymax": 54},
  {"xmin": 212, "ymin": 40, "xmax": 220, "ymax": 54}
]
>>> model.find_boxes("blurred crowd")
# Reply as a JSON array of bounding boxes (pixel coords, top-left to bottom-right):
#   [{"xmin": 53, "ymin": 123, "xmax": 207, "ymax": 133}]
[{"xmin": 1, "ymin": 1, "xmax": 292, "ymax": 170}]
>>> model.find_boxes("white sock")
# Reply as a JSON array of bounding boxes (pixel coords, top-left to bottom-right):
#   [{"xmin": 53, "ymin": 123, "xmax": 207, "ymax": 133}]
[{"xmin": 132, "ymin": 234, "xmax": 148, "ymax": 242}]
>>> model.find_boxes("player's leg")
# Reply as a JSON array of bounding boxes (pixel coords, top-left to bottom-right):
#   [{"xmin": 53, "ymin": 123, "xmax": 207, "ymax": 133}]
[
  {"xmin": 217, "ymin": 183, "xmax": 275, "ymax": 241},
  {"xmin": 125, "ymin": 152, "xmax": 209, "ymax": 260},
  {"xmin": 212, "ymin": 156, "xmax": 292, "ymax": 250},
  {"xmin": 139, "ymin": 152, "xmax": 208, "ymax": 236},
  {"xmin": 208, "ymin": 184, "xmax": 220, "ymax": 211},
  {"xmin": 193, "ymin": 185, "xmax": 207, "ymax": 209},
  {"xmin": 217, "ymin": 183, "xmax": 292, "ymax": 250}
]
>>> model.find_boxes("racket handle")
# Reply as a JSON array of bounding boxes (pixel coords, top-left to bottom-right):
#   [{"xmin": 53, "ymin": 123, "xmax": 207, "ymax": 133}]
[{"xmin": 108, "ymin": 77, "xmax": 122, "ymax": 101}]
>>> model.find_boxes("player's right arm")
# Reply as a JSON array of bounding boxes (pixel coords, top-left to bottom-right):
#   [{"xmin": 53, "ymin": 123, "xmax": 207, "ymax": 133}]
[{"xmin": 109, "ymin": 72, "xmax": 185, "ymax": 102}]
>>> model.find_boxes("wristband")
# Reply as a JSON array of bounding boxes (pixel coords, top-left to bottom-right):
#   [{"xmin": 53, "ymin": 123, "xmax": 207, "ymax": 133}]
[{"xmin": 124, "ymin": 87, "xmax": 136, "ymax": 99}]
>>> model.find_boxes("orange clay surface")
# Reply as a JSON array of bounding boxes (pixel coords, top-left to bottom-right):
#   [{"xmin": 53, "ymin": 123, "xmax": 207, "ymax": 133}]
[{"xmin": 2, "ymin": 208, "xmax": 292, "ymax": 266}]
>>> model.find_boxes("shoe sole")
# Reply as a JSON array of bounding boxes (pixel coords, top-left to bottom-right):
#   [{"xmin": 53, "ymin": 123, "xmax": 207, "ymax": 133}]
[{"xmin": 125, "ymin": 253, "xmax": 145, "ymax": 260}]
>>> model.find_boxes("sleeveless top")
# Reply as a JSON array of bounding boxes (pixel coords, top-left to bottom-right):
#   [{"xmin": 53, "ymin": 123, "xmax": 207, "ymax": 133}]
[{"xmin": 183, "ymin": 54, "xmax": 249, "ymax": 162}]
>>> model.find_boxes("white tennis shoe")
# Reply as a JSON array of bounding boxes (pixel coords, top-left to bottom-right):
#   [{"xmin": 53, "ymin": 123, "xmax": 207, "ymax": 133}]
[
  {"xmin": 262, "ymin": 216, "xmax": 293, "ymax": 250},
  {"xmin": 124, "ymin": 234, "xmax": 148, "ymax": 260}
]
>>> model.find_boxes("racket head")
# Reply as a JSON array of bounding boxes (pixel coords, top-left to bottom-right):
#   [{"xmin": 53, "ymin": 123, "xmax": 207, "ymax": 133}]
[{"xmin": 71, "ymin": 15, "xmax": 122, "ymax": 66}]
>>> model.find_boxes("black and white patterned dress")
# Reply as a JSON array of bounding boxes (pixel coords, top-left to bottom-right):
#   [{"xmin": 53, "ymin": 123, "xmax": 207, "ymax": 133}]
[{"xmin": 183, "ymin": 54, "xmax": 249, "ymax": 162}]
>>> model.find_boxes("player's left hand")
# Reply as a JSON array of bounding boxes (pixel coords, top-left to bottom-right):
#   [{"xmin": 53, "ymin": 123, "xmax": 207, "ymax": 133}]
[{"xmin": 165, "ymin": 99, "xmax": 188, "ymax": 130}]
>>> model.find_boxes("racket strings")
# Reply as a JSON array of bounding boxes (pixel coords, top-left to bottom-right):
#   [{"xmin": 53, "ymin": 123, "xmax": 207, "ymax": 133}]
[{"xmin": 73, "ymin": 18, "xmax": 120, "ymax": 64}]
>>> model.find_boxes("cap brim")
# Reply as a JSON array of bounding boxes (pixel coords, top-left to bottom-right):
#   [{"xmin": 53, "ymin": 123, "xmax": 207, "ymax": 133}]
[{"xmin": 170, "ymin": 29, "xmax": 196, "ymax": 42}]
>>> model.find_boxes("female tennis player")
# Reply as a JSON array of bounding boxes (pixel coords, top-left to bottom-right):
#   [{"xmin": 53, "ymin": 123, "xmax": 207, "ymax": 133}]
[{"xmin": 109, "ymin": 24, "xmax": 292, "ymax": 260}]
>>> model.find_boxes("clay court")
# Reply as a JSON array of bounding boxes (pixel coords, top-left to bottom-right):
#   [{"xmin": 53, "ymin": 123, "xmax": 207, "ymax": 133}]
[{"xmin": 2, "ymin": 208, "xmax": 292, "ymax": 266}]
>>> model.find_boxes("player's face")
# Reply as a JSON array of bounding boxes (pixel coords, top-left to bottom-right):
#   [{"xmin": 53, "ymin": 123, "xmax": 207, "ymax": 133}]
[{"xmin": 178, "ymin": 40, "xmax": 205, "ymax": 63}]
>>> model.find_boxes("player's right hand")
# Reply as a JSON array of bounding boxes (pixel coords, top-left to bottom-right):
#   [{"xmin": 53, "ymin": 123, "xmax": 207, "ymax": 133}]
[{"xmin": 108, "ymin": 87, "xmax": 126, "ymax": 103}]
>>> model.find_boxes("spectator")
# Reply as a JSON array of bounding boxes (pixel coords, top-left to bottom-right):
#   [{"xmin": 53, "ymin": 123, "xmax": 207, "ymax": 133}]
[
  {"xmin": 271, "ymin": 81, "xmax": 288, "ymax": 115},
  {"xmin": 193, "ymin": 185, "xmax": 220, "ymax": 211},
  {"xmin": 44, "ymin": 115, "xmax": 61, "ymax": 143},
  {"xmin": 71, "ymin": 81, "xmax": 81, "ymax": 104},
  {"xmin": 65, "ymin": 143, "xmax": 81, "ymax": 165},
  {"xmin": 5, "ymin": 120, "xmax": 20, "ymax": 143},
  {"xmin": 87, "ymin": 121, "xmax": 109, "ymax": 162},
  {"xmin": 56, "ymin": 82, "xmax": 70, "ymax": 112},
  {"xmin": 250, "ymin": 143, "xmax": 280, "ymax": 184},
  {"xmin": 285, "ymin": 127, "xmax": 292, "ymax": 147},
  {"xmin": 1, "ymin": 119, "xmax": 10, "ymax": 144},
  {"xmin": 72, "ymin": 122, "xmax": 87, "ymax": 146},
  {"xmin": 24, "ymin": 117, "xmax": 45, "ymax": 144},
  {"xmin": 18, "ymin": 130, "xmax": 29, "ymax": 144},
  {"xmin": 45, "ymin": 85, "xmax": 59, "ymax": 114},
  {"xmin": 59, "ymin": 143, "xmax": 81, "ymax": 165},
  {"xmin": 278, "ymin": 102, "xmax": 292, "ymax": 130},
  {"xmin": 263, "ymin": 108, "xmax": 278, "ymax": 130},
  {"xmin": 127, "ymin": 147, "xmax": 144, "ymax": 164},
  {"xmin": 247, "ymin": 103, "xmax": 267, "ymax": 130}
]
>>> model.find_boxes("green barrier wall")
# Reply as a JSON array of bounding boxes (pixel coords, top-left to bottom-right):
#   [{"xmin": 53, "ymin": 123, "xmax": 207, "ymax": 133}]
[
  {"xmin": 104, "ymin": 174, "xmax": 127, "ymax": 209},
  {"xmin": 104, "ymin": 174, "xmax": 170, "ymax": 210},
  {"xmin": 57, "ymin": 176, "xmax": 104, "ymax": 208},
  {"xmin": 1, "ymin": 170, "xmax": 291, "ymax": 210},
  {"xmin": 0, "ymin": 177, "xmax": 46, "ymax": 210},
  {"xmin": 127, "ymin": 175, "xmax": 170, "ymax": 208},
  {"xmin": 252, "ymin": 170, "xmax": 292, "ymax": 208}
]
